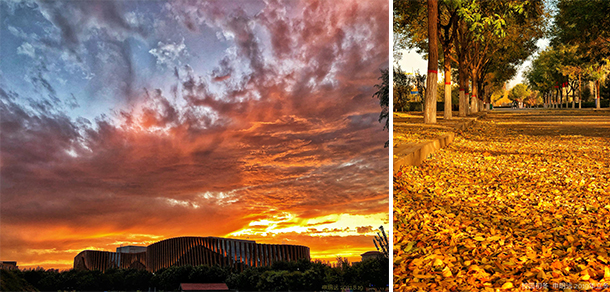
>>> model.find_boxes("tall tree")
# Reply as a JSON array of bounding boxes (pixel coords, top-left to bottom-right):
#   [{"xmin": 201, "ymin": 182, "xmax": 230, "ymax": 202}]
[
  {"xmin": 508, "ymin": 83, "xmax": 531, "ymax": 108},
  {"xmin": 589, "ymin": 60, "xmax": 610, "ymax": 108},
  {"xmin": 393, "ymin": 67, "xmax": 412, "ymax": 112},
  {"xmin": 525, "ymin": 48, "xmax": 559, "ymax": 108},
  {"xmin": 395, "ymin": 0, "xmax": 545, "ymax": 116},
  {"xmin": 373, "ymin": 69, "xmax": 389, "ymax": 147},
  {"xmin": 553, "ymin": 0, "xmax": 610, "ymax": 62},
  {"xmin": 552, "ymin": 0, "xmax": 610, "ymax": 108},
  {"xmin": 395, "ymin": 0, "xmax": 459, "ymax": 120},
  {"xmin": 453, "ymin": 18, "xmax": 471, "ymax": 117},
  {"xmin": 439, "ymin": 3, "xmax": 459, "ymax": 119},
  {"xmin": 410, "ymin": 70, "xmax": 427, "ymax": 109},
  {"xmin": 424, "ymin": 0, "xmax": 439, "ymax": 123},
  {"xmin": 458, "ymin": 0, "xmax": 545, "ymax": 113}
]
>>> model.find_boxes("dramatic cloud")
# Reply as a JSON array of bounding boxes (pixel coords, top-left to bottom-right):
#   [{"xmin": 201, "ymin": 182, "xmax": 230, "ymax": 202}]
[
  {"xmin": 16, "ymin": 42, "xmax": 36, "ymax": 58},
  {"xmin": 0, "ymin": 0, "xmax": 388, "ymax": 270},
  {"xmin": 149, "ymin": 39, "xmax": 188, "ymax": 68}
]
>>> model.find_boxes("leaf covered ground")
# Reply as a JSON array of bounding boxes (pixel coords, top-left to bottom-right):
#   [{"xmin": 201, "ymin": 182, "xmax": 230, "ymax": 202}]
[
  {"xmin": 393, "ymin": 125, "xmax": 452, "ymax": 148},
  {"xmin": 393, "ymin": 112, "xmax": 469, "ymax": 148},
  {"xmin": 394, "ymin": 110, "xmax": 610, "ymax": 291}
]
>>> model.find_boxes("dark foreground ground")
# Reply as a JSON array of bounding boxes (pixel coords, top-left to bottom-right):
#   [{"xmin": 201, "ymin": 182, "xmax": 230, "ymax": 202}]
[{"xmin": 394, "ymin": 109, "xmax": 610, "ymax": 291}]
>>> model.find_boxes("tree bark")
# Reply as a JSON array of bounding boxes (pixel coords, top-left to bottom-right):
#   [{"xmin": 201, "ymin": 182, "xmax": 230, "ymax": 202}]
[
  {"xmin": 465, "ymin": 77, "xmax": 471, "ymax": 114},
  {"xmin": 596, "ymin": 80, "xmax": 601, "ymax": 109},
  {"xmin": 443, "ymin": 57, "xmax": 452, "ymax": 119},
  {"xmin": 543, "ymin": 92, "xmax": 546, "ymax": 108},
  {"xmin": 578, "ymin": 73, "xmax": 582, "ymax": 109},
  {"xmin": 564, "ymin": 83, "xmax": 568, "ymax": 108},
  {"xmin": 454, "ymin": 20, "xmax": 469, "ymax": 117},
  {"xmin": 568, "ymin": 81, "xmax": 576, "ymax": 109},
  {"xmin": 424, "ymin": 0, "xmax": 438, "ymax": 123},
  {"xmin": 458, "ymin": 61, "xmax": 467, "ymax": 117},
  {"xmin": 439, "ymin": 5, "xmax": 457, "ymax": 120},
  {"xmin": 559, "ymin": 85, "xmax": 563, "ymax": 108},
  {"xmin": 470, "ymin": 69, "xmax": 478, "ymax": 113}
]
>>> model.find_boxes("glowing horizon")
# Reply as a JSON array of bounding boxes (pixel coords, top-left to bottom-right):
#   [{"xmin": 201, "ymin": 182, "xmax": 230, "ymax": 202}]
[{"xmin": 14, "ymin": 225, "xmax": 388, "ymax": 271}]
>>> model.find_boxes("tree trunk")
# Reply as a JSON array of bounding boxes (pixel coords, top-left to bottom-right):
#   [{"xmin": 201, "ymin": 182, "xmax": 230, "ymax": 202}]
[
  {"xmin": 579, "ymin": 73, "xmax": 582, "ymax": 109},
  {"xmin": 542, "ymin": 93, "xmax": 546, "ymax": 108},
  {"xmin": 543, "ymin": 92, "xmax": 546, "ymax": 108},
  {"xmin": 559, "ymin": 85, "xmax": 563, "ymax": 108},
  {"xmin": 465, "ymin": 77, "xmax": 471, "ymax": 114},
  {"xmin": 459, "ymin": 89, "xmax": 465, "ymax": 116},
  {"xmin": 564, "ymin": 83, "xmax": 568, "ymax": 108},
  {"xmin": 424, "ymin": 0, "xmax": 438, "ymax": 124},
  {"xmin": 568, "ymin": 83, "xmax": 576, "ymax": 109},
  {"xmin": 482, "ymin": 84, "xmax": 489, "ymax": 111},
  {"xmin": 458, "ymin": 62, "xmax": 467, "ymax": 117},
  {"xmin": 596, "ymin": 80, "xmax": 601, "ymax": 109},
  {"xmin": 470, "ymin": 70, "xmax": 478, "ymax": 113},
  {"xmin": 555, "ymin": 88, "xmax": 561, "ymax": 108},
  {"xmin": 443, "ymin": 58, "xmax": 452, "ymax": 119}
]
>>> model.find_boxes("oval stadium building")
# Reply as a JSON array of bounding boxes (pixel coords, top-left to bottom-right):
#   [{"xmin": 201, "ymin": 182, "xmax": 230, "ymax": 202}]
[
  {"xmin": 74, "ymin": 236, "xmax": 310, "ymax": 272},
  {"xmin": 73, "ymin": 250, "xmax": 147, "ymax": 271}
]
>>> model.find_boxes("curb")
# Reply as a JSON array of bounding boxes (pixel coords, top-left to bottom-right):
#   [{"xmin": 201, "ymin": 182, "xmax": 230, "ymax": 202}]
[{"xmin": 393, "ymin": 112, "xmax": 487, "ymax": 172}]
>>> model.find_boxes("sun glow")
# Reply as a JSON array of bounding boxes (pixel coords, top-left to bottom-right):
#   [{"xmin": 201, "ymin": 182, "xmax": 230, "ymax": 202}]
[{"xmin": 228, "ymin": 212, "xmax": 388, "ymax": 237}]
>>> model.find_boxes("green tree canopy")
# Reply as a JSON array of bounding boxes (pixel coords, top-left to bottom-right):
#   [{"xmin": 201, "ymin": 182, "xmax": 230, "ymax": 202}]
[{"xmin": 508, "ymin": 83, "xmax": 531, "ymax": 102}]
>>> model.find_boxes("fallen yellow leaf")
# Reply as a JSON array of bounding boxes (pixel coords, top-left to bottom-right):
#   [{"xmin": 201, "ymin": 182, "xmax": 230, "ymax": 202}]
[
  {"xmin": 433, "ymin": 258, "xmax": 444, "ymax": 267},
  {"xmin": 442, "ymin": 266, "xmax": 453, "ymax": 277}
]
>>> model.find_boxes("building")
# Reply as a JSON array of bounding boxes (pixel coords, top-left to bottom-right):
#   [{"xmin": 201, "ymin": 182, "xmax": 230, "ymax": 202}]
[
  {"xmin": 74, "ymin": 250, "xmax": 147, "ymax": 271},
  {"xmin": 116, "ymin": 245, "xmax": 147, "ymax": 254},
  {"xmin": 74, "ymin": 236, "xmax": 310, "ymax": 272},
  {"xmin": 360, "ymin": 251, "xmax": 383, "ymax": 262},
  {"xmin": 180, "ymin": 283, "xmax": 229, "ymax": 292},
  {"xmin": 1, "ymin": 261, "xmax": 18, "ymax": 270}
]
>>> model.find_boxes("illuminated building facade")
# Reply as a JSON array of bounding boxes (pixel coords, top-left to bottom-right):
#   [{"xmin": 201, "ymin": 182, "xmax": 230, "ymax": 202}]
[
  {"xmin": 73, "ymin": 236, "xmax": 310, "ymax": 272},
  {"xmin": 74, "ymin": 250, "xmax": 146, "ymax": 271}
]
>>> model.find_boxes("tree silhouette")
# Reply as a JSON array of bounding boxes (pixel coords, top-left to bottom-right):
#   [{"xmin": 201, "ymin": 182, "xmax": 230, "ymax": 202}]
[{"xmin": 373, "ymin": 68, "xmax": 389, "ymax": 147}]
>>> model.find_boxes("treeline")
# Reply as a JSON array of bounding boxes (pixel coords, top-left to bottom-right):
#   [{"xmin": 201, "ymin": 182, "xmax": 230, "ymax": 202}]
[
  {"xmin": 525, "ymin": 0, "xmax": 610, "ymax": 109},
  {"xmin": 1, "ymin": 258, "xmax": 388, "ymax": 292},
  {"xmin": 394, "ymin": 0, "xmax": 546, "ymax": 122},
  {"xmin": 393, "ymin": 69, "xmax": 461, "ymax": 112}
]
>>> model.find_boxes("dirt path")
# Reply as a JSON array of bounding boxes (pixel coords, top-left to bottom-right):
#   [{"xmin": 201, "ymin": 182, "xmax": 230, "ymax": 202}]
[{"xmin": 393, "ymin": 109, "xmax": 610, "ymax": 291}]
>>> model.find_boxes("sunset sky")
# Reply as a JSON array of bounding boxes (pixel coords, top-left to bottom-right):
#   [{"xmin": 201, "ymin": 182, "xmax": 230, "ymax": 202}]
[{"xmin": 0, "ymin": 0, "xmax": 389, "ymax": 270}]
